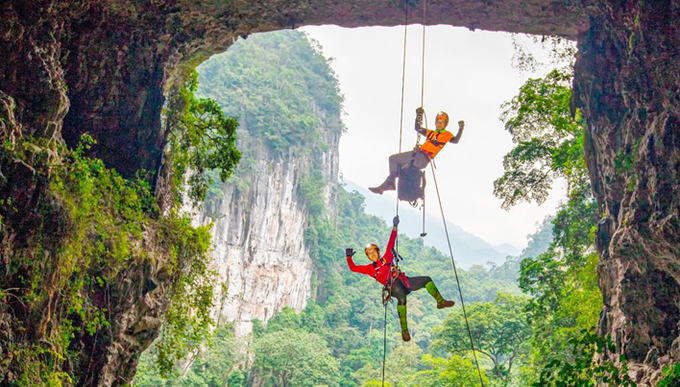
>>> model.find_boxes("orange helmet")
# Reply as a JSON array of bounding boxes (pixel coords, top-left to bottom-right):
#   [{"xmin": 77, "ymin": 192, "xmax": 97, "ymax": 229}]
[
  {"xmin": 435, "ymin": 111, "xmax": 449, "ymax": 127},
  {"xmin": 365, "ymin": 243, "xmax": 380, "ymax": 262}
]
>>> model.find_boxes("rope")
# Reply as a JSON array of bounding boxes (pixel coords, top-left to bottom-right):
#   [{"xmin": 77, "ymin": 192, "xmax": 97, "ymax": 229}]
[
  {"xmin": 420, "ymin": 0, "xmax": 427, "ymax": 108},
  {"xmin": 397, "ymin": 9, "xmax": 409, "ymax": 154},
  {"xmin": 384, "ymin": 9, "xmax": 410, "ymax": 386},
  {"xmin": 429, "ymin": 163, "xmax": 486, "ymax": 387},
  {"xmin": 381, "ymin": 300, "xmax": 388, "ymax": 387}
]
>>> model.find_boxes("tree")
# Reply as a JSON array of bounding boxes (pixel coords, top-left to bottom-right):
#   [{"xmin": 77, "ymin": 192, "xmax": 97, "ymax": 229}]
[
  {"xmin": 165, "ymin": 70, "xmax": 241, "ymax": 207},
  {"xmin": 133, "ymin": 324, "xmax": 245, "ymax": 387},
  {"xmin": 353, "ymin": 342, "xmax": 422, "ymax": 387},
  {"xmin": 252, "ymin": 328, "xmax": 340, "ymax": 387},
  {"xmin": 409, "ymin": 355, "xmax": 489, "ymax": 387},
  {"xmin": 496, "ymin": 41, "xmax": 608, "ymax": 384},
  {"xmin": 431, "ymin": 293, "xmax": 531, "ymax": 382},
  {"xmin": 493, "ymin": 68, "xmax": 588, "ymax": 211}
]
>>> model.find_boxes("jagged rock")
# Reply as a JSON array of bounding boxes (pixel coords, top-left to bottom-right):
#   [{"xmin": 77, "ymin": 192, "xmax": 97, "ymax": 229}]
[{"xmin": 574, "ymin": 1, "xmax": 680, "ymax": 384}]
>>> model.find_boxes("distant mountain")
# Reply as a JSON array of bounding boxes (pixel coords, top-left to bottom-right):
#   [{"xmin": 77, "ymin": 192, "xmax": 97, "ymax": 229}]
[
  {"xmin": 342, "ymin": 180, "xmax": 511, "ymax": 268},
  {"xmin": 494, "ymin": 243, "xmax": 522, "ymax": 257}
]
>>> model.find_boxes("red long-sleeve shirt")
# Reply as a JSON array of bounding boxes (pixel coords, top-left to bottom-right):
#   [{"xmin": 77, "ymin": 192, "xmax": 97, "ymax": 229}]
[{"xmin": 346, "ymin": 227, "xmax": 398, "ymax": 285}]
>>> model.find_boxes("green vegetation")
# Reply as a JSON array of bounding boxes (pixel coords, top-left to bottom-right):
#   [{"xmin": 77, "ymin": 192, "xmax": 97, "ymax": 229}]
[
  {"xmin": 658, "ymin": 364, "xmax": 680, "ymax": 387},
  {"xmin": 252, "ymin": 328, "xmax": 340, "ymax": 387},
  {"xmin": 495, "ymin": 39, "xmax": 636, "ymax": 386},
  {"xmin": 196, "ymin": 30, "xmax": 344, "ymax": 156},
  {"xmin": 165, "ymin": 70, "xmax": 241, "ymax": 207},
  {"xmin": 130, "ymin": 31, "xmax": 640, "ymax": 387},
  {"xmin": 532, "ymin": 331, "xmax": 636, "ymax": 387},
  {"xmin": 494, "ymin": 68, "xmax": 588, "ymax": 211},
  {"xmin": 0, "ymin": 38, "xmax": 239, "ymax": 384},
  {"xmin": 432, "ymin": 293, "xmax": 531, "ymax": 381}
]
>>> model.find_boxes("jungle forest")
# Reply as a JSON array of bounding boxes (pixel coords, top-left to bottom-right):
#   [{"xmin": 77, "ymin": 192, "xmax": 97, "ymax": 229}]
[{"xmin": 126, "ymin": 30, "xmax": 670, "ymax": 387}]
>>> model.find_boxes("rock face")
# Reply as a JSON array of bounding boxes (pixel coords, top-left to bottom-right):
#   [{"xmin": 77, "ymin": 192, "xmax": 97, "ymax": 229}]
[
  {"xmin": 198, "ymin": 130, "xmax": 340, "ymax": 336},
  {"xmin": 0, "ymin": 0, "xmax": 678, "ymax": 385},
  {"xmin": 573, "ymin": 1, "xmax": 680, "ymax": 384}
]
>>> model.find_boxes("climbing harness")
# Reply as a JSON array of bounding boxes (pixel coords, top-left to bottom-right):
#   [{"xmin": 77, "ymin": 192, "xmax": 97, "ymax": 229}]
[{"xmin": 381, "ymin": 251, "xmax": 409, "ymax": 304}]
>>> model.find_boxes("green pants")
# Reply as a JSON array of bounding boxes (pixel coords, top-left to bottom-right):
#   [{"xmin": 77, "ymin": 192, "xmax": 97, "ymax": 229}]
[{"xmin": 392, "ymin": 276, "xmax": 445, "ymax": 333}]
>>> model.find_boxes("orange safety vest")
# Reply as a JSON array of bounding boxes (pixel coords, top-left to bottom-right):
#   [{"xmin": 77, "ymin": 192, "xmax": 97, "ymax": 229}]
[{"xmin": 419, "ymin": 129, "xmax": 454, "ymax": 158}]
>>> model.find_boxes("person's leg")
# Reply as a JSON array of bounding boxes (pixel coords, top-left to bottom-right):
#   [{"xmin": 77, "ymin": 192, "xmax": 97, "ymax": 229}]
[
  {"xmin": 412, "ymin": 150, "xmax": 431, "ymax": 170},
  {"xmin": 407, "ymin": 276, "xmax": 455, "ymax": 309},
  {"xmin": 369, "ymin": 151, "xmax": 415, "ymax": 194},
  {"xmin": 390, "ymin": 280, "xmax": 411, "ymax": 341},
  {"xmin": 389, "ymin": 151, "xmax": 417, "ymax": 175}
]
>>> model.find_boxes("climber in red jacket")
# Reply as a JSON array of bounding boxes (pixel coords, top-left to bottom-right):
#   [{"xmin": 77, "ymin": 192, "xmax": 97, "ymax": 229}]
[{"xmin": 345, "ymin": 215, "xmax": 455, "ymax": 341}]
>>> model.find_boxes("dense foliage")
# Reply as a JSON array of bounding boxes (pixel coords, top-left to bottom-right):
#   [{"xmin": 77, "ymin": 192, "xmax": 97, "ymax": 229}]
[
  {"xmin": 135, "ymin": 181, "xmax": 525, "ymax": 386},
  {"xmin": 0, "ymin": 30, "xmax": 240, "ymax": 383},
  {"xmin": 196, "ymin": 30, "xmax": 344, "ymax": 155},
  {"xmin": 495, "ymin": 38, "xmax": 634, "ymax": 386},
  {"xmin": 134, "ymin": 34, "xmax": 524, "ymax": 387},
  {"xmin": 165, "ymin": 70, "xmax": 241, "ymax": 206},
  {"xmin": 132, "ymin": 32, "xmax": 637, "ymax": 387}
]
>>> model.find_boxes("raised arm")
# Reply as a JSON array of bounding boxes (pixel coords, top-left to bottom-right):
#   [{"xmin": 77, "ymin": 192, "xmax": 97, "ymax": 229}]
[
  {"xmin": 449, "ymin": 120, "xmax": 465, "ymax": 144},
  {"xmin": 415, "ymin": 107, "xmax": 428, "ymax": 135},
  {"xmin": 384, "ymin": 216, "xmax": 399, "ymax": 263},
  {"xmin": 346, "ymin": 248, "xmax": 374, "ymax": 276}
]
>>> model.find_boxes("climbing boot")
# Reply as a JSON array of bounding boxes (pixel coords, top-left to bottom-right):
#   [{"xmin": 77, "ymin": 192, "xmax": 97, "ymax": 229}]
[
  {"xmin": 437, "ymin": 300, "xmax": 455, "ymax": 309},
  {"xmin": 397, "ymin": 304, "xmax": 410, "ymax": 341},
  {"xmin": 425, "ymin": 281, "xmax": 448, "ymax": 305},
  {"xmin": 369, "ymin": 175, "xmax": 396, "ymax": 194}
]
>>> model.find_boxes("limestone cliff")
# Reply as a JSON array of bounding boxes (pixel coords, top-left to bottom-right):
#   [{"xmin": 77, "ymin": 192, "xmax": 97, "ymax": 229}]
[
  {"xmin": 198, "ymin": 128, "xmax": 339, "ymax": 336},
  {"xmin": 189, "ymin": 33, "xmax": 342, "ymax": 336}
]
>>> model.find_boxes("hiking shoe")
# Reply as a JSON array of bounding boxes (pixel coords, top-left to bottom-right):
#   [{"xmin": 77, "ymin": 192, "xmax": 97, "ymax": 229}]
[
  {"xmin": 369, "ymin": 178, "xmax": 396, "ymax": 195},
  {"xmin": 369, "ymin": 186, "xmax": 384, "ymax": 195},
  {"xmin": 402, "ymin": 330, "xmax": 411, "ymax": 342},
  {"xmin": 437, "ymin": 300, "xmax": 455, "ymax": 309}
]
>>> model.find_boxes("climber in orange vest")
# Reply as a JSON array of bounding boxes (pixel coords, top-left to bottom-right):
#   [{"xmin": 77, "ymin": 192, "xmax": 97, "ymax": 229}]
[
  {"xmin": 369, "ymin": 107, "xmax": 465, "ymax": 194},
  {"xmin": 345, "ymin": 215, "xmax": 455, "ymax": 342}
]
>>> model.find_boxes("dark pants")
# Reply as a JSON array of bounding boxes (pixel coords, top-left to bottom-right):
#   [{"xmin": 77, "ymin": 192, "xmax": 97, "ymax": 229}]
[
  {"xmin": 390, "ymin": 275, "xmax": 432, "ymax": 305},
  {"xmin": 388, "ymin": 149, "xmax": 431, "ymax": 175}
]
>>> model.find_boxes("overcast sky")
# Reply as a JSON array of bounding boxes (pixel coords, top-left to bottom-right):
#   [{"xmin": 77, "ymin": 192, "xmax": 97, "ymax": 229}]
[{"xmin": 301, "ymin": 25, "xmax": 567, "ymax": 251}]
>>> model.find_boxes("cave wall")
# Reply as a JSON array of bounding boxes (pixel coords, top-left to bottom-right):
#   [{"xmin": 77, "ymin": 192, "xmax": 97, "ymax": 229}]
[
  {"xmin": 573, "ymin": 0, "xmax": 680, "ymax": 384},
  {"xmin": 1, "ymin": 0, "xmax": 679, "ymax": 385}
]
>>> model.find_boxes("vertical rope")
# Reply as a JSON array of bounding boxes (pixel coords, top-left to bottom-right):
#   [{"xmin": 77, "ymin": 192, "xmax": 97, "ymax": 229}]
[
  {"xmin": 381, "ymin": 300, "xmax": 388, "ymax": 387},
  {"xmin": 420, "ymin": 0, "xmax": 427, "ymax": 108},
  {"xmin": 384, "ymin": 10, "xmax": 411, "ymax": 387},
  {"xmin": 430, "ymin": 163, "xmax": 486, "ymax": 387},
  {"xmin": 397, "ymin": 9, "xmax": 409, "ymax": 154}
]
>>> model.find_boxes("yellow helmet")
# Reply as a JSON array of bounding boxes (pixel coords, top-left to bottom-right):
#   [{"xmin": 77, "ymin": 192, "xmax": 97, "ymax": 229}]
[{"xmin": 365, "ymin": 243, "xmax": 380, "ymax": 262}]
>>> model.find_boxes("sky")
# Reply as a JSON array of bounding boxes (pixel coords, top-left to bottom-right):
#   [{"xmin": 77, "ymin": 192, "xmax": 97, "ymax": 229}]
[{"xmin": 301, "ymin": 25, "xmax": 567, "ymax": 251}]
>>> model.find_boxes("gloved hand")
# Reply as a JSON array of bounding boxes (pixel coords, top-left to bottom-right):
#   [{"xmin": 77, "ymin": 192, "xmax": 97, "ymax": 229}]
[
  {"xmin": 393, "ymin": 215, "xmax": 400, "ymax": 227},
  {"xmin": 458, "ymin": 120, "xmax": 465, "ymax": 130},
  {"xmin": 415, "ymin": 107, "xmax": 424, "ymax": 126},
  {"xmin": 346, "ymin": 248, "xmax": 355, "ymax": 257}
]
